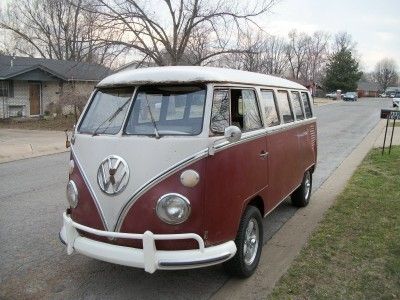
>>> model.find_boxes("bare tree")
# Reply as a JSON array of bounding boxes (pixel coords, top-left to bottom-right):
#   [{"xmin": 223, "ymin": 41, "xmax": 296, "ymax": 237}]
[
  {"xmin": 373, "ymin": 58, "xmax": 398, "ymax": 91},
  {"xmin": 264, "ymin": 35, "xmax": 288, "ymax": 76},
  {"xmin": 0, "ymin": 0, "xmax": 124, "ymax": 66},
  {"xmin": 90, "ymin": 0, "xmax": 276, "ymax": 66},
  {"xmin": 286, "ymin": 30, "xmax": 310, "ymax": 79},
  {"xmin": 301, "ymin": 31, "xmax": 330, "ymax": 83},
  {"xmin": 332, "ymin": 31, "xmax": 356, "ymax": 53},
  {"xmin": 214, "ymin": 30, "xmax": 288, "ymax": 76}
]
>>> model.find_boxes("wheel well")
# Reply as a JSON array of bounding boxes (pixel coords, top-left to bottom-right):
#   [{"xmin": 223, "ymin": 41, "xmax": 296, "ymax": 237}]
[{"xmin": 247, "ymin": 196, "xmax": 265, "ymax": 216}]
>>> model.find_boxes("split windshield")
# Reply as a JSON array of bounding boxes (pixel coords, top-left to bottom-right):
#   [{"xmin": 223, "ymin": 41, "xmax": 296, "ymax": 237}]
[
  {"xmin": 78, "ymin": 85, "xmax": 206, "ymax": 136},
  {"xmin": 78, "ymin": 88, "xmax": 133, "ymax": 135}
]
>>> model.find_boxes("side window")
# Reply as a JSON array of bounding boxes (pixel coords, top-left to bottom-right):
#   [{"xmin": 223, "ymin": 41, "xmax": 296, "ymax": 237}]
[
  {"xmin": 277, "ymin": 90, "xmax": 294, "ymax": 123},
  {"xmin": 232, "ymin": 89, "xmax": 263, "ymax": 131},
  {"xmin": 291, "ymin": 91, "xmax": 305, "ymax": 120},
  {"xmin": 301, "ymin": 92, "xmax": 313, "ymax": 118},
  {"xmin": 261, "ymin": 90, "xmax": 280, "ymax": 126},
  {"xmin": 211, "ymin": 89, "xmax": 230, "ymax": 133}
]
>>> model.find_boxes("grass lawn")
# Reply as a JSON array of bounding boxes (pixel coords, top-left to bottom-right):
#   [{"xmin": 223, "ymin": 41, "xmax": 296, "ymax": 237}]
[
  {"xmin": 389, "ymin": 120, "xmax": 400, "ymax": 127},
  {"xmin": 270, "ymin": 146, "xmax": 400, "ymax": 299},
  {"xmin": 0, "ymin": 115, "xmax": 76, "ymax": 131}
]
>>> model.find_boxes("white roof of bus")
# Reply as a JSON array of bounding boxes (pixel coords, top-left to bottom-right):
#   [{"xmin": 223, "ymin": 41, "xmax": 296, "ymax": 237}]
[{"xmin": 97, "ymin": 66, "xmax": 306, "ymax": 90}]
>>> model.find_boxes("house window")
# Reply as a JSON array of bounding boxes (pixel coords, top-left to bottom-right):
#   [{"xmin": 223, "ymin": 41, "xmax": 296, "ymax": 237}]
[{"xmin": 0, "ymin": 81, "xmax": 14, "ymax": 97}]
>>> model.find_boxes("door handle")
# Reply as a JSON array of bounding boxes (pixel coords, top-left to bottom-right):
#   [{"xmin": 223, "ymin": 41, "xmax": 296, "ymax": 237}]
[{"xmin": 259, "ymin": 151, "xmax": 269, "ymax": 158}]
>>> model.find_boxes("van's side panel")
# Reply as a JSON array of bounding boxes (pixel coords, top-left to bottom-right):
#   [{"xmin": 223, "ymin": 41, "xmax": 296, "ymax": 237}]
[{"xmin": 203, "ymin": 135, "xmax": 268, "ymax": 245}]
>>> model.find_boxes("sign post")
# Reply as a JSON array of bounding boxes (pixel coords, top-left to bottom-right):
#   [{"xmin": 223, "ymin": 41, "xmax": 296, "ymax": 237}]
[{"xmin": 380, "ymin": 109, "xmax": 400, "ymax": 155}]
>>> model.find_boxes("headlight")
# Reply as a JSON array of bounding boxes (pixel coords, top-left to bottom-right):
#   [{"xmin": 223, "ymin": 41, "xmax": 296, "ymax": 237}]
[
  {"xmin": 66, "ymin": 180, "xmax": 79, "ymax": 208},
  {"xmin": 156, "ymin": 193, "xmax": 191, "ymax": 225}
]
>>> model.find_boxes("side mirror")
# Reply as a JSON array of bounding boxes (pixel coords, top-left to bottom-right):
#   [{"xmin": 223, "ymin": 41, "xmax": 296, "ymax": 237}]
[
  {"xmin": 224, "ymin": 126, "xmax": 242, "ymax": 143},
  {"xmin": 209, "ymin": 126, "xmax": 242, "ymax": 156}
]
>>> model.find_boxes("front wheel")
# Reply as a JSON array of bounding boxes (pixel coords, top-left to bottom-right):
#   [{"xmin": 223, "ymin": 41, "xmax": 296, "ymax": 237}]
[
  {"xmin": 291, "ymin": 170, "xmax": 312, "ymax": 207},
  {"xmin": 223, "ymin": 206, "xmax": 263, "ymax": 278}
]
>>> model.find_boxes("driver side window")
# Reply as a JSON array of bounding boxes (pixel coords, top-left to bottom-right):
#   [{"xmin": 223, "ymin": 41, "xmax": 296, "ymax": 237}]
[{"xmin": 210, "ymin": 88, "xmax": 262, "ymax": 134}]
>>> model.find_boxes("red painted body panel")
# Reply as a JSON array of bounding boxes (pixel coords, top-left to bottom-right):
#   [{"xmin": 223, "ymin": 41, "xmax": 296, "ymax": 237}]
[
  {"xmin": 117, "ymin": 160, "xmax": 206, "ymax": 250},
  {"xmin": 203, "ymin": 135, "xmax": 268, "ymax": 245},
  {"xmin": 70, "ymin": 155, "xmax": 105, "ymax": 231}
]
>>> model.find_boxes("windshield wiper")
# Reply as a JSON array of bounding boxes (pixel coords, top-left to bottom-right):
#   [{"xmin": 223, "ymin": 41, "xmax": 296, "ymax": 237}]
[
  {"xmin": 92, "ymin": 98, "xmax": 131, "ymax": 136},
  {"xmin": 143, "ymin": 94, "xmax": 161, "ymax": 139}
]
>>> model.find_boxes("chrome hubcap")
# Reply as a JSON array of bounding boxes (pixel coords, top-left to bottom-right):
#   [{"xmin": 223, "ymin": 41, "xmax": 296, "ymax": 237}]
[
  {"xmin": 304, "ymin": 172, "xmax": 311, "ymax": 200},
  {"xmin": 243, "ymin": 218, "xmax": 259, "ymax": 265}
]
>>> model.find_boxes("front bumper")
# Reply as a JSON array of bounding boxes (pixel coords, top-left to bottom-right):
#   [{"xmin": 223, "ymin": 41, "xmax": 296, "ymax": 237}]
[{"xmin": 60, "ymin": 213, "xmax": 236, "ymax": 273}]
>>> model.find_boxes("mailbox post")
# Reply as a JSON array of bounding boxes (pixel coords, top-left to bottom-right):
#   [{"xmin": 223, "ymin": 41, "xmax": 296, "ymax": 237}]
[
  {"xmin": 380, "ymin": 109, "xmax": 400, "ymax": 155},
  {"xmin": 336, "ymin": 89, "xmax": 341, "ymax": 101}
]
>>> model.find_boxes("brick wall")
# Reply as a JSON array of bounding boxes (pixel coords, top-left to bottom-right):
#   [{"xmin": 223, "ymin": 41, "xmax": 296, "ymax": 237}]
[
  {"xmin": 1, "ymin": 81, "xmax": 30, "ymax": 117},
  {"xmin": 0, "ymin": 80, "xmax": 97, "ymax": 118},
  {"xmin": 42, "ymin": 81, "xmax": 62, "ymax": 114}
]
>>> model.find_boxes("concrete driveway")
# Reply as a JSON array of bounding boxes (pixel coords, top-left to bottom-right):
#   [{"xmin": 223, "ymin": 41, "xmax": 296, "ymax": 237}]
[
  {"xmin": 0, "ymin": 98, "xmax": 393, "ymax": 299},
  {"xmin": 0, "ymin": 129, "xmax": 67, "ymax": 163}
]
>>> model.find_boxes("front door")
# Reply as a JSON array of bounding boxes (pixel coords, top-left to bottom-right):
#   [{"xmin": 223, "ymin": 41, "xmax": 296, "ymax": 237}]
[
  {"xmin": 29, "ymin": 83, "xmax": 41, "ymax": 115},
  {"xmin": 204, "ymin": 88, "xmax": 268, "ymax": 244}
]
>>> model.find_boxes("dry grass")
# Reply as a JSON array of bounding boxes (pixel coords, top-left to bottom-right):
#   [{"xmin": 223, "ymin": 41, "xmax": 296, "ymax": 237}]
[{"xmin": 270, "ymin": 146, "xmax": 400, "ymax": 299}]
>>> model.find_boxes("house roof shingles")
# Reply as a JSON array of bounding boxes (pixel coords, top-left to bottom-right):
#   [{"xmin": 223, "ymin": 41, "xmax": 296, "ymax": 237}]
[
  {"xmin": 357, "ymin": 81, "xmax": 380, "ymax": 92},
  {"xmin": 0, "ymin": 55, "xmax": 111, "ymax": 81}
]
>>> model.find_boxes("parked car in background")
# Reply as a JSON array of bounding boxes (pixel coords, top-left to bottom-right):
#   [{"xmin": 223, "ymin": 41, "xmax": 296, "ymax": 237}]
[
  {"xmin": 393, "ymin": 92, "xmax": 400, "ymax": 108},
  {"xmin": 325, "ymin": 92, "xmax": 337, "ymax": 99},
  {"xmin": 388, "ymin": 91, "xmax": 396, "ymax": 98},
  {"xmin": 379, "ymin": 93, "xmax": 387, "ymax": 98},
  {"xmin": 343, "ymin": 92, "xmax": 358, "ymax": 101}
]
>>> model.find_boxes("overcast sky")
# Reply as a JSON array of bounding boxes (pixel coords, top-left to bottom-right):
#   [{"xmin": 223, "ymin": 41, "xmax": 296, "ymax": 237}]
[
  {"xmin": 1, "ymin": 0, "xmax": 399, "ymax": 72},
  {"xmin": 260, "ymin": 0, "xmax": 400, "ymax": 72}
]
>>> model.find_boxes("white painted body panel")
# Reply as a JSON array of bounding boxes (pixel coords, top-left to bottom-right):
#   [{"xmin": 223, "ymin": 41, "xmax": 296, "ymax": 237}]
[
  {"xmin": 72, "ymin": 134, "xmax": 210, "ymax": 231},
  {"xmin": 98, "ymin": 66, "xmax": 306, "ymax": 90}
]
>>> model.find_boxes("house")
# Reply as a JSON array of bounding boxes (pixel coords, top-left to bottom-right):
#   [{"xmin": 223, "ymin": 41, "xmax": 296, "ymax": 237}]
[
  {"xmin": 0, "ymin": 55, "xmax": 111, "ymax": 118},
  {"xmin": 357, "ymin": 81, "xmax": 380, "ymax": 97}
]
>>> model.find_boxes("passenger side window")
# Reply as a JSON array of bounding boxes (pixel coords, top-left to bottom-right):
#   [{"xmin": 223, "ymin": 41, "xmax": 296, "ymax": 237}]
[
  {"xmin": 236, "ymin": 89, "xmax": 263, "ymax": 131},
  {"xmin": 301, "ymin": 92, "xmax": 313, "ymax": 118},
  {"xmin": 261, "ymin": 90, "xmax": 280, "ymax": 126},
  {"xmin": 291, "ymin": 91, "xmax": 305, "ymax": 120},
  {"xmin": 211, "ymin": 89, "xmax": 230, "ymax": 133},
  {"xmin": 277, "ymin": 90, "xmax": 294, "ymax": 123}
]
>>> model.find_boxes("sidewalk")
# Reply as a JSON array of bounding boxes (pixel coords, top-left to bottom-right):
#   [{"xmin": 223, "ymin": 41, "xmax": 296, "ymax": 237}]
[
  {"xmin": 313, "ymin": 97, "xmax": 337, "ymax": 107},
  {"xmin": 213, "ymin": 119, "xmax": 390, "ymax": 299},
  {"xmin": 0, "ymin": 129, "xmax": 68, "ymax": 163}
]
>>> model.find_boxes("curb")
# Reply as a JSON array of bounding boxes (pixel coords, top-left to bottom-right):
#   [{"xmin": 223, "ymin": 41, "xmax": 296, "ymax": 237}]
[{"xmin": 211, "ymin": 119, "xmax": 386, "ymax": 299}]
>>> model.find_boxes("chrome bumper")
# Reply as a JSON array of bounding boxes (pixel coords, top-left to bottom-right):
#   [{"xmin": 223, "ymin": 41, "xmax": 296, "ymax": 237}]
[{"xmin": 60, "ymin": 213, "xmax": 236, "ymax": 273}]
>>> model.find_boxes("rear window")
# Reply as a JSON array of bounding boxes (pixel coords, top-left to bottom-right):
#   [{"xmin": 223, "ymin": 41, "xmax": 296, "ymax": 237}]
[{"xmin": 301, "ymin": 92, "xmax": 313, "ymax": 118}]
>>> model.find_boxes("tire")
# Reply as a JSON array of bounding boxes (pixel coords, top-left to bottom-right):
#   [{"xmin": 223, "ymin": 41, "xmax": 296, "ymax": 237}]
[
  {"xmin": 291, "ymin": 170, "xmax": 312, "ymax": 207},
  {"xmin": 223, "ymin": 206, "xmax": 263, "ymax": 278}
]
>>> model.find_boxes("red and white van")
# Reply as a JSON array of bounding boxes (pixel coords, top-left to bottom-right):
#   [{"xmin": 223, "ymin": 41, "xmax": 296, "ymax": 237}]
[{"xmin": 60, "ymin": 66, "xmax": 317, "ymax": 277}]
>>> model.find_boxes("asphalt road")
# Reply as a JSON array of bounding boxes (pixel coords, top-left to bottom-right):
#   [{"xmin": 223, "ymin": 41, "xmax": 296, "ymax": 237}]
[{"xmin": 0, "ymin": 98, "xmax": 391, "ymax": 299}]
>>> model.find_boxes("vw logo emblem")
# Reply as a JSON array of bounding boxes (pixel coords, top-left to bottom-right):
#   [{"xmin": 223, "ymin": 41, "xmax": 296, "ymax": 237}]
[{"xmin": 97, "ymin": 155, "xmax": 129, "ymax": 195}]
